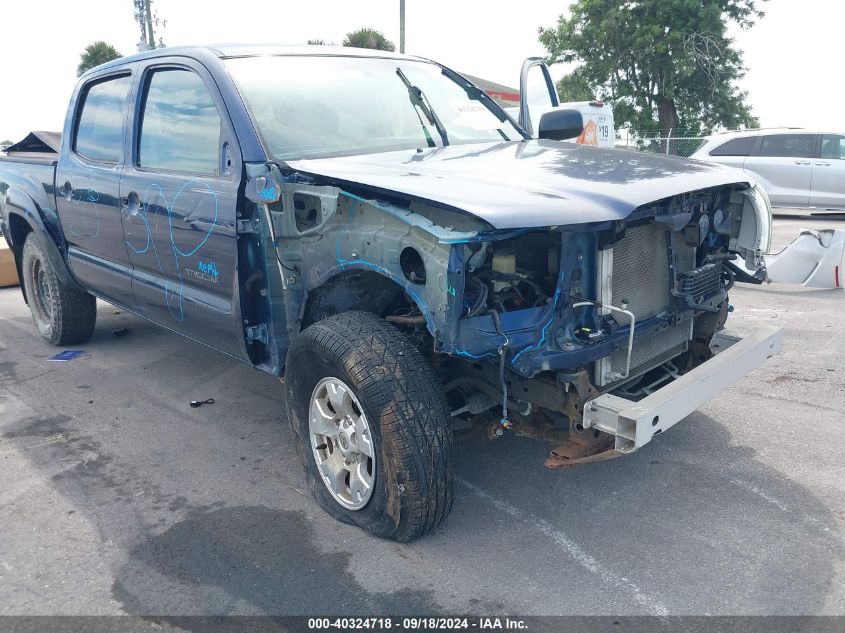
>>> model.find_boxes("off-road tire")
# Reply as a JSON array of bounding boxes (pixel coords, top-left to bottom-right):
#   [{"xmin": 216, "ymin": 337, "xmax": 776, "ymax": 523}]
[
  {"xmin": 285, "ymin": 311, "xmax": 453, "ymax": 541},
  {"xmin": 21, "ymin": 233, "xmax": 96, "ymax": 345}
]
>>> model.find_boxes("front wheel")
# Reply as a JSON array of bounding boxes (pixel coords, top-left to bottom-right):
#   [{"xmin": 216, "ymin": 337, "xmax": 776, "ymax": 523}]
[
  {"xmin": 285, "ymin": 311, "xmax": 453, "ymax": 541},
  {"xmin": 21, "ymin": 233, "xmax": 96, "ymax": 345}
]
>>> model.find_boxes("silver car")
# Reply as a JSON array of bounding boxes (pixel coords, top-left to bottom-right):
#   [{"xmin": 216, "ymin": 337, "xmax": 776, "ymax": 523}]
[{"xmin": 691, "ymin": 129, "xmax": 845, "ymax": 210}]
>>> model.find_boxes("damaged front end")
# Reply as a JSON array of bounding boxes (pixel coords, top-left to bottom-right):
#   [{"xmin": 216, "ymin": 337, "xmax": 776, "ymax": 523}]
[
  {"xmin": 242, "ymin": 162, "xmax": 780, "ymax": 467},
  {"xmin": 438, "ymin": 182, "xmax": 780, "ymax": 465}
]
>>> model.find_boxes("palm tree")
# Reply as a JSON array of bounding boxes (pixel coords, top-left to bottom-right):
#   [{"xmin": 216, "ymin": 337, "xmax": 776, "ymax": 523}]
[
  {"xmin": 77, "ymin": 42, "xmax": 122, "ymax": 77},
  {"xmin": 342, "ymin": 28, "xmax": 395, "ymax": 52}
]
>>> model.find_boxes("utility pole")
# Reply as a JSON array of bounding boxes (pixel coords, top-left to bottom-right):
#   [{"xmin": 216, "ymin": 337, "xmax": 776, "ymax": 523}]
[
  {"xmin": 144, "ymin": 0, "xmax": 155, "ymax": 49},
  {"xmin": 399, "ymin": 0, "xmax": 405, "ymax": 54},
  {"xmin": 133, "ymin": 0, "xmax": 166, "ymax": 52}
]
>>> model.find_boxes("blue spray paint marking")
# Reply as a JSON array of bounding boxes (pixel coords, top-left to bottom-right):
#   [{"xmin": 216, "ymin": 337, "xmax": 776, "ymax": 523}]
[
  {"xmin": 334, "ymin": 244, "xmax": 435, "ymax": 334},
  {"xmin": 260, "ymin": 185, "xmax": 279, "ymax": 201},
  {"xmin": 452, "ymin": 347, "xmax": 497, "ymax": 360},
  {"xmin": 509, "ymin": 286, "xmax": 563, "ymax": 365},
  {"xmin": 66, "ymin": 171, "xmax": 101, "ymax": 238},
  {"xmin": 167, "ymin": 180, "xmax": 219, "ymax": 257},
  {"xmin": 335, "ymin": 190, "xmax": 500, "ymax": 359},
  {"xmin": 198, "ymin": 260, "xmax": 219, "ymax": 278},
  {"xmin": 124, "ymin": 179, "xmax": 219, "ymax": 321}
]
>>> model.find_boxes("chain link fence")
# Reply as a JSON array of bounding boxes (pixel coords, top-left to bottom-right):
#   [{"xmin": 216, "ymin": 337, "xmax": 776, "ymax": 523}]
[{"xmin": 625, "ymin": 135, "xmax": 707, "ymax": 157}]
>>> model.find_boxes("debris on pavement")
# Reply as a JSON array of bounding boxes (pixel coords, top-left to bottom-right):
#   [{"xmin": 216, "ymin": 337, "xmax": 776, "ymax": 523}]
[{"xmin": 47, "ymin": 350, "xmax": 85, "ymax": 362}]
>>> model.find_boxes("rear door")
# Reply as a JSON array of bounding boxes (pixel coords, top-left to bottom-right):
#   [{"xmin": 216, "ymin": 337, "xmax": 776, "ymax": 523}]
[
  {"xmin": 119, "ymin": 58, "xmax": 248, "ymax": 360},
  {"xmin": 810, "ymin": 134, "xmax": 845, "ymax": 209},
  {"xmin": 55, "ymin": 71, "xmax": 134, "ymax": 303},
  {"xmin": 744, "ymin": 133, "xmax": 817, "ymax": 207}
]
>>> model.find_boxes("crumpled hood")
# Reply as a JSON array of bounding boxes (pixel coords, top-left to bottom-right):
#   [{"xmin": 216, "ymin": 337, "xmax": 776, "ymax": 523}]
[{"xmin": 286, "ymin": 140, "xmax": 752, "ymax": 230}]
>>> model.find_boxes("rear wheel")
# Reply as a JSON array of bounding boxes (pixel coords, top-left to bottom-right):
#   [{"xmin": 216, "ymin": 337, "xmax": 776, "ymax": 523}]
[
  {"xmin": 21, "ymin": 233, "xmax": 96, "ymax": 345},
  {"xmin": 285, "ymin": 311, "xmax": 453, "ymax": 541}
]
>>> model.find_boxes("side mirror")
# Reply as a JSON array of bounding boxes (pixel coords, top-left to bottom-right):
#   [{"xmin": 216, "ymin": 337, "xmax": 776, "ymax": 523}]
[{"xmin": 538, "ymin": 109, "xmax": 584, "ymax": 141}]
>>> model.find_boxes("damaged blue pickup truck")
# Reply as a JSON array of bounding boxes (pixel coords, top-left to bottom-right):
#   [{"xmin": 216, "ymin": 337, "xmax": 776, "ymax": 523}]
[{"xmin": 0, "ymin": 46, "xmax": 782, "ymax": 541}]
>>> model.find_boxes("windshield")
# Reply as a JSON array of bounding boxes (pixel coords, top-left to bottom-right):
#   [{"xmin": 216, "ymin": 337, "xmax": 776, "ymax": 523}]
[{"xmin": 225, "ymin": 55, "xmax": 525, "ymax": 160}]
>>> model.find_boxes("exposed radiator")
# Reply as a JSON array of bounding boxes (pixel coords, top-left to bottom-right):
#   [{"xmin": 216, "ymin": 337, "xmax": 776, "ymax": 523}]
[
  {"xmin": 608, "ymin": 321, "xmax": 693, "ymax": 380},
  {"xmin": 595, "ymin": 223, "xmax": 694, "ymax": 386}
]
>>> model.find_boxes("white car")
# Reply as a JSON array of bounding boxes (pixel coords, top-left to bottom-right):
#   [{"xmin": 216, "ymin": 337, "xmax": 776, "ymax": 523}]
[{"xmin": 691, "ymin": 129, "xmax": 845, "ymax": 210}]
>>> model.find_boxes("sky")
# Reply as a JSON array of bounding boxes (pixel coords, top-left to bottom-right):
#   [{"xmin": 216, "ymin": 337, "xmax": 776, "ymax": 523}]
[{"xmin": 1, "ymin": 0, "xmax": 843, "ymax": 143}]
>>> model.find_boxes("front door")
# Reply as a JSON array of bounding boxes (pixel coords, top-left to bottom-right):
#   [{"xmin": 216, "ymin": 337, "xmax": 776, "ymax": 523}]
[
  {"xmin": 55, "ymin": 72, "xmax": 134, "ymax": 304},
  {"xmin": 120, "ymin": 60, "xmax": 247, "ymax": 360}
]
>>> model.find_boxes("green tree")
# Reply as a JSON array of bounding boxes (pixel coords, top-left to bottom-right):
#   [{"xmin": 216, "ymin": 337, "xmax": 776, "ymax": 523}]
[
  {"xmin": 77, "ymin": 41, "xmax": 122, "ymax": 77},
  {"xmin": 342, "ymin": 28, "xmax": 395, "ymax": 52},
  {"xmin": 540, "ymin": 0, "xmax": 764, "ymax": 138},
  {"xmin": 307, "ymin": 39, "xmax": 328, "ymax": 45},
  {"xmin": 556, "ymin": 69, "xmax": 594, "ymax": 102}
]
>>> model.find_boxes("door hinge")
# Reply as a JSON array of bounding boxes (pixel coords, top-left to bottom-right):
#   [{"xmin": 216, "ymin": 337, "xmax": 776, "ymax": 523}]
[
  {"xmin": 237, "ymin": 218, "xmax": 261, "ymax": 234},
  {"xmin": 244, "ymin": 323, "xmax": 268, "ymax": 344}
]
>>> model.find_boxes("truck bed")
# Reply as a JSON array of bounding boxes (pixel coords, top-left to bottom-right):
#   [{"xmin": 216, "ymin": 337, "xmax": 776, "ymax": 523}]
[{"xmin": 0, "ymin": 156, "xmax": 59, "ymax": 244}]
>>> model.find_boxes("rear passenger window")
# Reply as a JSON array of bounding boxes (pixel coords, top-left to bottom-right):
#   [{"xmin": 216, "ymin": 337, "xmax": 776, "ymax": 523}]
[
  {"xmin": 820, "ymin": 135, "xmax": 845, "ymax": 160},
  {"xmin": 139, "ymin": 69, "xmax": 222, "ymax": 176},
  {"xmin": 74, "ymin": 75, "xmax": 132, "ymax": 163},
  {"xmin": 709, "ymin": 136, "xmax": 755, "ymax": 156},
  {"xmin": 758, "ymin": 134, "xmax": 816, "ymax": 158}
]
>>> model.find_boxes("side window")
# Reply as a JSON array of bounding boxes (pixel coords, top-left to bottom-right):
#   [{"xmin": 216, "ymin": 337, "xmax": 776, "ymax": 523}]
[
  {"xmin": 820, "ymin": 135, "xmax": 845, "ymax": 160},
  {"xmin": 758, "ymin": 134, "xmax": 816, "ymax": 158},
  {"xmin": 709, "ymin": 136, "xmax": 755, "ymax": 157},
  {"xmin": 74, "ymin": 75, "xmax": 132, "ymax": 163},
  {"xmin": 139, "ymin": 69, "xmax": 222, "ymax": 176}
]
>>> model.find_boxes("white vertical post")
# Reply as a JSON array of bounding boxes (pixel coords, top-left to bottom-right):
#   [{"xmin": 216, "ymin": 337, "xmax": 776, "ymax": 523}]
[{"xmin": 400, "ymin": 0, "xmax": 406, "ymax": 53}]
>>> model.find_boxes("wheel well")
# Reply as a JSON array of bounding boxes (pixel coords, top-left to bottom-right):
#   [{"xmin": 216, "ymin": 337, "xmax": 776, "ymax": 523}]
[
  {"xmin": 7, "ymin": 213, "xmax": 32, "ymax": 254},
  {"xmin": 6, "ymin": 214, "xmax": 32, "ymax": 302},
  {"xmin": 301, "ymin": 270, "xmax": 414, "ymax": 329}
]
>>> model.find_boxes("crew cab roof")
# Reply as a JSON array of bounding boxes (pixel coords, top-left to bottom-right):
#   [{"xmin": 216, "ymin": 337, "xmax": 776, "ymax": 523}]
[{"xmin": 85, "ymin": 44, "xmax": 428, "ymax": 76}]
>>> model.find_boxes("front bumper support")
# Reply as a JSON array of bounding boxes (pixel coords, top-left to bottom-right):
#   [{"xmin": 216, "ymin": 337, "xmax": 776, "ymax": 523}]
[{"xmin": 581, "ymin": 325, "xmax": 784, "ymax": 453}]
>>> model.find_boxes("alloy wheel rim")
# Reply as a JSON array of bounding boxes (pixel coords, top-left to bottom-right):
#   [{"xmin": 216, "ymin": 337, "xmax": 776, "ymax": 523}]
[{"xmin": 308, "ymin": 377, "xmax": 375, "ymax": 510}]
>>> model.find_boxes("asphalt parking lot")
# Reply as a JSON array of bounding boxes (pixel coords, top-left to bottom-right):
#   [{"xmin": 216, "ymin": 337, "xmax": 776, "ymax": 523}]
[{"xmin": 1, "ymin": 215, "xmax": 843, "ymax": 618}]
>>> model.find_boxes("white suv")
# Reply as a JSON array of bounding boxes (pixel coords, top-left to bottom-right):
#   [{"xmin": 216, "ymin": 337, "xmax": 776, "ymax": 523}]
[{"xmin": 691, "ymin": 129, "xmax": 845, "ymax": 210}]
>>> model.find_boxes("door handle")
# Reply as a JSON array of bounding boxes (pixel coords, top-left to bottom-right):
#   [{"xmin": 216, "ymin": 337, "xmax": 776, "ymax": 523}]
[
  {"xmin": 815, "ymin": 161, "xmax": 831, "ymax": 167},
  {"xmin": 794, "ymin": 160, "xmax": 811, "ymax": 165},
  {"xmin": 123, "ymin": 192, "xmax": 144, "ymax": 216},
  {"xmin": 59, "ymin": 181, "xmax": 74, "ymax": 201}
]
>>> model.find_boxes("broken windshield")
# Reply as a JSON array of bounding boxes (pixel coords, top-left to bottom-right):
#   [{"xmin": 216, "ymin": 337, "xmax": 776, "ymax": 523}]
[{"xmin": 225, "ymin": 55, "xmax": 524, "ymax": 160}]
